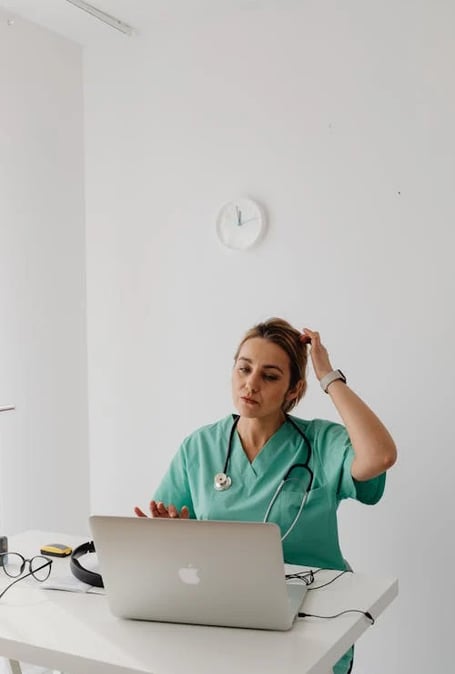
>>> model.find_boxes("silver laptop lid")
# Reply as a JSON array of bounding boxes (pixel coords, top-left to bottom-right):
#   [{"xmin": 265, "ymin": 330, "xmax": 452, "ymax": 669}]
[{"xmin": 89, "ymin": 516, "xmax": 306, "ymax": 631}]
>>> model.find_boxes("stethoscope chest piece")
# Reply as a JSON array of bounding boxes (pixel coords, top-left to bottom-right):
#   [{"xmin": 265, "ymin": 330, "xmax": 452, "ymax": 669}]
[{"xmin": 214, "ymin": 472, "xmax": 232, "ymax": 491}]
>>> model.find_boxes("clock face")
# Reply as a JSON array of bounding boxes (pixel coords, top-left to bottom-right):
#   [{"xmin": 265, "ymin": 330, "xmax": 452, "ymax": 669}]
[{"xmin": 216, "ymin": 198, "xmax": 265, "ymax": 250}]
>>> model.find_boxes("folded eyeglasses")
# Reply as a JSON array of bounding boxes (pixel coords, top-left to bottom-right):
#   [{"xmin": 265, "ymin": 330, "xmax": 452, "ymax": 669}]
[{"xmin": 0, "ymin": 552, "xmax": 52, "ymax": 599}]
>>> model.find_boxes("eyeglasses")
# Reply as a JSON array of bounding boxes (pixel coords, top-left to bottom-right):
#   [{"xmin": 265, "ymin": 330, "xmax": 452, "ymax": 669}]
[{"xmin": 0, "ymin": 552, "xmax": 52, "ymax": 599}]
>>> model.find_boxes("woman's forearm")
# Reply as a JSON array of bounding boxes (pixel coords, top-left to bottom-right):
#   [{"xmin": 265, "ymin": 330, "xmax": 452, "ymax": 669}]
[{"xmin": 327, "ymin": 380, "xmax": 397, "ymax": 481}]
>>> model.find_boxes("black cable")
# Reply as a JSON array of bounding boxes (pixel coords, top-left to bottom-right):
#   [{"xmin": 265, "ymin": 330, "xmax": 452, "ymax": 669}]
[
  {"xmin": 307, "ymin": 569, "xmax": 352, "ymax": 590},
  {"xmin": 287, "ymin": 568, "xmax": 373, "ymax": 627},
  {"xmin": 285, "ymin": 570, "xmax": 315, "ymax": 585},
  {"xmin": 285, "ymin": 567, "xmax": 353, "ymax": 590},
  {"xmin": 298, "ymin": 609, "xmax": 375, "ymax": 625}
]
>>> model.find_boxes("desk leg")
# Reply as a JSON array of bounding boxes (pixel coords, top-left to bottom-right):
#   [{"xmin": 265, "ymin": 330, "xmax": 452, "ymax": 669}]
[
  {"xmin": 7, "ymin": 661, "xmax": 22, "ymax": 674},
  {"xmin": 5, "ymin": 662, "xmax": 64, "ymax": 674}
]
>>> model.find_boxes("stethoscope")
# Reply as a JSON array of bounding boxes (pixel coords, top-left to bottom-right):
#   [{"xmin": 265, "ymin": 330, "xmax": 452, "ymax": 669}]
[{"xmin": 214, "ymin": 414, "xmax": 314, "ymax": 542}]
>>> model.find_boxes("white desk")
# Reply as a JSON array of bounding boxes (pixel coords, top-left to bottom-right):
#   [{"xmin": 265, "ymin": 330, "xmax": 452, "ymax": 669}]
[{"xmin": 0, "ymin": 531, "xmax": 398, "ymax": 674}]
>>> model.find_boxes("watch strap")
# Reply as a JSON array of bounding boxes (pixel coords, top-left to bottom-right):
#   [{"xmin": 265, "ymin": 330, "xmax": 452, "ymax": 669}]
[{"xmin": 320, "ymin": 369, "xmax": 347, "ymax": 393}]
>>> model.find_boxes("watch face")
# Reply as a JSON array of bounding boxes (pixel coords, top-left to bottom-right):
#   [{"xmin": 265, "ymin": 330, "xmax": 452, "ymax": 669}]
[{"xmin": 216, "ymin": 198, "xmax": 265, "ymax": 250}]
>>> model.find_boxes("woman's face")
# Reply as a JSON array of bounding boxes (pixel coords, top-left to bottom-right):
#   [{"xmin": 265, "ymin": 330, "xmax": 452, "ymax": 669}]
[{"xmin": 232, "ymin": 337, "xmax": 297, "ymax": 421}]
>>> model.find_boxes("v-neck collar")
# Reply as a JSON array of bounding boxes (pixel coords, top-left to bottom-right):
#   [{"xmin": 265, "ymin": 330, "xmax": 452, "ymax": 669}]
[{"xmin": 234, "ymin": 419, "xmax": 292, "ymax": 477}]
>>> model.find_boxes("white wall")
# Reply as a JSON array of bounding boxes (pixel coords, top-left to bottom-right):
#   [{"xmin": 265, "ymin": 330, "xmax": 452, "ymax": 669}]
[
  {"xmin": 1, "ymin": 1, "xmax": 453, "ymax": 673},
  {"xmin": 0, "ymin": 9, "xmax": 90, "ymax": 536},
  {"xmin": 84, "ymin": 3, "xmax": 454, "ymax": 673}
]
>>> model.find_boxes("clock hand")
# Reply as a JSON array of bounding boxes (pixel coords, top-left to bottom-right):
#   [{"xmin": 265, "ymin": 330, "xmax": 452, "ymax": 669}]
[
  {"xmin": 239, "ymin": 216, "xmax": 258, "ymax": 225},
  {"xmin": 236, "ymin": 207, "xmax": 242, "ymax": 226}
]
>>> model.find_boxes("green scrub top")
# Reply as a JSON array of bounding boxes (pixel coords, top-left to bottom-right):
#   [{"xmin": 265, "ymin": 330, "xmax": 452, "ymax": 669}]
[
  {"xmin": 154, "ymin": 414, "xmax": 385, "ymax": 570},
  {"xmin": 154, "ymin": 414, "xmax": 385, "ymax": 674}
]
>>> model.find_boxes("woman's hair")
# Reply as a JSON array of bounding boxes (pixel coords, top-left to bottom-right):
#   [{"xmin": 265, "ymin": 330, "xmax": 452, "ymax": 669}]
[{"xmin": 234, "ymin": 317, "xmax": 308, "ymax": 413}]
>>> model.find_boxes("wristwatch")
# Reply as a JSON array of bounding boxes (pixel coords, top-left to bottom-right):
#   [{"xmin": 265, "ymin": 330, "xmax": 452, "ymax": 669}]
[{"xmin": 320, "ymin": 369, "xmax": 347, "ymax": 393}]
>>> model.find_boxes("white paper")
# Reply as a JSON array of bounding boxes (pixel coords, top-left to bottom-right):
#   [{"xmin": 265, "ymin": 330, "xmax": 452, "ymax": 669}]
[{"xmin": 40, "ymin": 573, "xmax": 105, "ymax": 594}]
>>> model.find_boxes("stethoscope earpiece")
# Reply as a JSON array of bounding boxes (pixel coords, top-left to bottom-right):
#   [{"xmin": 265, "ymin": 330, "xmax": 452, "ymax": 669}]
[{"xmin": 214, "ymin": 473, "xmax": 232, "ymax": 491}]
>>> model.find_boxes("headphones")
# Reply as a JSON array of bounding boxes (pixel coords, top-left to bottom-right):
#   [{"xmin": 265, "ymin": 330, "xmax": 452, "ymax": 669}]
[{"xmin": 70, "ymin": 540, "xmax": 104, "ymax": 588}]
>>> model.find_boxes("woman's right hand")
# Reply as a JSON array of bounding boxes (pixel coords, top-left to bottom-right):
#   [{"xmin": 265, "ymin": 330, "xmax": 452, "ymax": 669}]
[{"xmin": 134, "ymin": 500, "xmax": 190, "ymax": 519}]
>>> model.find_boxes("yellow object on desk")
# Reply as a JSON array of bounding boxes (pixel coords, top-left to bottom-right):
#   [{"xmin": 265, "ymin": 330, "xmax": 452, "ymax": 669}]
[{"xmin": 40, "ymin": 543, "xmax": 72, "ymax": 557}]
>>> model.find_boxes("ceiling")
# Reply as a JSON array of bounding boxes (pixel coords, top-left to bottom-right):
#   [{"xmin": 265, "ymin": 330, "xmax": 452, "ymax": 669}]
[
  {"xmin": 0, "ymin": 0, "xmax": 242, "ymax": 46},
  {"xmin": 1, "ymin": 1, "xmax": 134, "ymax": 44}
]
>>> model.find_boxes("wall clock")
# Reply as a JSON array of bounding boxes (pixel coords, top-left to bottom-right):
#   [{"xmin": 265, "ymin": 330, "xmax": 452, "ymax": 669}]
[{"xmin": 216, "ymin": 197, "xmax": 266, "ymax": 250}]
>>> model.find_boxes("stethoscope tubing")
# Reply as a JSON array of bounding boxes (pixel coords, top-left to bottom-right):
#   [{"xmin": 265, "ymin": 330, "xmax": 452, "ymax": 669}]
[
  {"xmin": 216, "ymin": 414, "xmax": 314, "ymax": 540},
  {"xmin": 263, "ymin": 484, "xmax": 310, "ymax": 542}
]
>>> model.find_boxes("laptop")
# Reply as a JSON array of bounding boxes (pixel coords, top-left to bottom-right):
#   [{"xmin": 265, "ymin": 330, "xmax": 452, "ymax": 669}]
[{"xmin": 89, "ymin": 515, "xmax": 308, "ymax": 631}]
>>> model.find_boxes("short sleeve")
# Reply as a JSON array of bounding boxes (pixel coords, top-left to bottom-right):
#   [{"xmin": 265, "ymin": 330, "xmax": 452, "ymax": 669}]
[
  {"xmin": 153, "ymin": 442, "xmax": 196, "ymax": 518},
  {"xmin": 314, "ymin": 419, "xmax": 386, "ymax": 505},
  {"xmin": 338, "ymin": 448, "xmax": 386, "ymax": 504}
]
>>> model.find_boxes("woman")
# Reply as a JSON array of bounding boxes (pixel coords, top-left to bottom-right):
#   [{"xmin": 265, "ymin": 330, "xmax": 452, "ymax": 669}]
[{"xmin": 135, "ymin": 318, "xmax": 397, "ymax": 674}]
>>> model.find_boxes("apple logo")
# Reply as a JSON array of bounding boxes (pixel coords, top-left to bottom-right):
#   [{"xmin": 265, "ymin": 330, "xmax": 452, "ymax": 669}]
[{"xmin": 178, "ymin": 564, "xmax": 200, "ymax": 585}]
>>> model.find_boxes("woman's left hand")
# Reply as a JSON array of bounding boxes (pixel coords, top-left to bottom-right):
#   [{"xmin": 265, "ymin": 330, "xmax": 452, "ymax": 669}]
[{"xmin": 301, "ymin": 328, "xmax": 333, "ymax": 381}]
